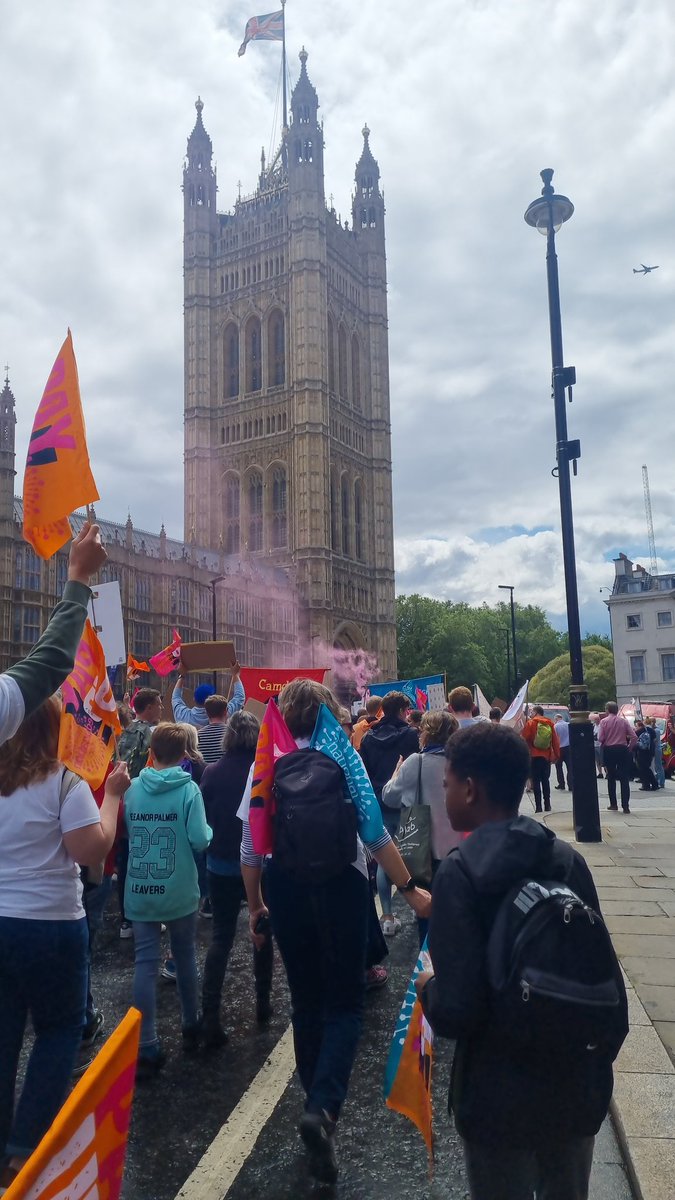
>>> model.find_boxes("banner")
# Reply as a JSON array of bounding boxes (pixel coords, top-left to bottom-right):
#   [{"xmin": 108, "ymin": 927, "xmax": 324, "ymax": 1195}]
[
  {"xmin": 88, "ymin": 581, "xmax": 125, "ymax": 668},
  {"xmin": 239, "ymin": 666, "xmax": 328, "ymax": 704},
  {"xmin": 4, "ymin": 1008, "xmax": 141, "ymax": 1200},
  {"xmin": 249, "ymin": 699, "xmax": 297, "ymax": 855},
  {"xmin": 474, "ymin": 685, "xmax": 491, "ymax": 718},
  {"xmin": 368, "ymin": 674, "xmax": 445, "ymax": 712},
  {"xmin": 58, "ymin": 620, "xmax": 122, "ymax": 788},
  {"xmin": 384, "ymin": 941, "xmax": 434, "ymax": 1165},
  {"xmin": 149, "ymin": 629, "xmax": 182, "ymax": 676},
  {"xmin": 23, "ymin": 330, "xmax": 99, "ymax": 558},
  {"xmin": 502, "ymin": 679, "xmax": 529, "ymax": 731}
]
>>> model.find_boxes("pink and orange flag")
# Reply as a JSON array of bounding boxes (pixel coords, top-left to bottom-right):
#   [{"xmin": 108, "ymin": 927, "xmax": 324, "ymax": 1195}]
[
  {"xmin": 23, "ymin": 330, "xmax": 99, "ymax": 559},
  {"xmin": 127, "ymin": 654, "xmax": 150, "ymax": 674},
  {"xmin": 384, "ymin": 942, "xmax": 435, "ymax": 1170},
  {"xmin": 4, "ymin": 1009, "xmax": 141, "ymax": 1200},
  {"xmin": 149, "ymin": 629, "xmax": 182, "ymax": 677},
  {"xmin": 58, "ymin": 619, "xmax": 122, "ymax": 788},
  {"xmin": 249, "ymin": 699, "xmax": 296, "ymax": 855}
]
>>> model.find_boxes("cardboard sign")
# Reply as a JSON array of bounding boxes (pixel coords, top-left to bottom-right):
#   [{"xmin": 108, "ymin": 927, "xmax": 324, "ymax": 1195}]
[
  {"xmin": 243, "ymin": 697, "xmax": 267, "ymax": 722},
  {"xmin": 88, "ymin": 581, "xmax": 125, "ymax": 667},
  {"xmin": 180, "ymin": 640, "xmax": 237, "ymax": 671}
]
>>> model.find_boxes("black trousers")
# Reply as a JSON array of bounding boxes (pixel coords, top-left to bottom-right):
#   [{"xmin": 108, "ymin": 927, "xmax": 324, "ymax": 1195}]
[
  {"xmin": 554, "ymin": 746, "xmax": 572, "ymax": 789},
  {"xmin": 603, "ymin": 745, "xmax": 631, "ymax": 810},
  {"xmin": 636, "ymin": 749, "xmax": 658, "ymax": 792},
  {"xmin": 463, "ymin": 1136, "xmax": 594, "ymax": 1200},
  {"xmin": 202, "ymin": 872, "xmax": 273, "ymax": 1017},
  {"xmin": 530, "ymin": 757, "xmax": 551, "ymax": 810}
]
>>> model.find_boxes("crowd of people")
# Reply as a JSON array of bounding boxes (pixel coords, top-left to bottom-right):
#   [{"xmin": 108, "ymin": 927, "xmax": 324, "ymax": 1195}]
[{"xmin": 0, "ymin": 537, "xmax": 634, "ymax": 1197}]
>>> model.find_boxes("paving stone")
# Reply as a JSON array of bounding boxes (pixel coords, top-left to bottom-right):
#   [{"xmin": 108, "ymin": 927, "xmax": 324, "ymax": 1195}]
[
  {"xmin": 612, "ymin": 1071, "xmax": 675, "ymax": 1136},
  {"xmin": 652, "ymin": 1022, "xmax": 675, "ymax": 1067},
  {"xmin": 633, "ymin": 984, "xmax": 675, "ymax": 1022},
  {"xmin": 600, "ymin": 900, "xmax": 666, "ymax": 917},
  {"xmin": 598, "ymin": 888, "xmax": 675, "ymax": 904},
  {"xmin": 626, "ymin": 988, "xmax": 652, "ymax": 1026},
  {"xmin": 591, "ymin": 871, "xmax": 659, "ymax": 886},
  {"xmin": 615, "ymin": 1024, "xmax": 674, "ymax": 1073},
  {"xmin": 623, "ymin": 1137, "xmax": 675, "ymax": 1200},
  {"xmin": 611, "ymin": 934, "xmax": 675, "ymax": 958},
  {"xmin": 605, "ymin": 916, "xmax": 675, "ymax": 935},
  {"xmin": 621, "ymin": 957, "xmax": 675, "ymax": 986},
  {"xmin": 656, "ymin": 902, "xmax": 675, "ymax": 917},
  {"xmin": 634, "ymin": 875, "xmax": 675, "ymax": 889}
]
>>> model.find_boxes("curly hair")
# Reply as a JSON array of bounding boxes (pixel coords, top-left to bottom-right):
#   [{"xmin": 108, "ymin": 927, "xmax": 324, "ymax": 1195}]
[
  {"xmin": 445, "ymin": 722, "xmax": 530, "ymax": 813},
  {"xmin": 278, "ymin": 678, "xmax": 341, "ymax": 738},
  {"xmin": 0, "ymin": 695, "xmax": 62, "ymax": 796},
  {"xmin": 420, "ymin": 709, "xmax": 458, "ymax": 748}
]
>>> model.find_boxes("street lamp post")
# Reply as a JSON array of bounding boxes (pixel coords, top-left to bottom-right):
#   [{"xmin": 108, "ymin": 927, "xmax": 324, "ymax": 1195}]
[
  {"xmin": 498, "ymin": 585, "xmax": 518, "ymax": 692},
  {"xmin": 504, "ymin": 627, "xmax": 512, "ymax": 700},
  {"xmin": 525, "ymin": 168, "xmax": 600, "ymax": 843},
  {"xmin": 210, "ymin": 575, "xmax": 229, "ymax": 691}
]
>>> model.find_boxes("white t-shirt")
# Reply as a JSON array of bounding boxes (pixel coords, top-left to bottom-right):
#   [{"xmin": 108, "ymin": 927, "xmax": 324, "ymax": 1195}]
[
  {"xmin": 0, "ymin": 675, "xmax": 25, "ymax": 747},
  {"xmin": 0, "ymin": 768, "xmax": 101, "ymax": 920}
]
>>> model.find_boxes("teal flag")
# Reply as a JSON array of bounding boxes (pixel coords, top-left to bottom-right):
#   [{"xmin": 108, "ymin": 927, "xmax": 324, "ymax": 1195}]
[{"xmin": 310, "ymin": 703, "xmax": 384, "ymax": 844}]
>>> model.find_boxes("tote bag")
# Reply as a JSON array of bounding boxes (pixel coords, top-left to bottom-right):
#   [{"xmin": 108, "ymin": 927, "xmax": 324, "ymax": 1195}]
[{"xmin": 395, "ymin": 757, "xmax": 433, "ymax": 886}]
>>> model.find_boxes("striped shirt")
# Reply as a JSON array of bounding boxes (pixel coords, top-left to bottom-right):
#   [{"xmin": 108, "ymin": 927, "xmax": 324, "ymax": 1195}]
[{"xmin": 197, "ymin": 722, "xmax": 226, "ymax": 764}]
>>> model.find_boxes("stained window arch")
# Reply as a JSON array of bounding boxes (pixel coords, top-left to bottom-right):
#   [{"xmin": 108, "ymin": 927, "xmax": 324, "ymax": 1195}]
[
  {"xmin": 268, "ymin": 310, "xmax": 285, "ymax": 387},
  {"xmin": 248, "ymin": 471, "xmax": 264, "ymax": 551},
  {"xmin": 223, "ymin": 323, "xmax": 239, "ymax": 398},
  {"xmin": 351, "ymin": 335, "xmax": 361, "ymax": 410},
  {"xmin": 271, "ymin": 465, "xmax": 288, "ymax": 549},
  {"xmin": 223, "ymin": 473, "xmax": 240, "ymax": 554},
  {"xmin": 245, "ymin": 316, "xmax": 262, "ymax": 393}
]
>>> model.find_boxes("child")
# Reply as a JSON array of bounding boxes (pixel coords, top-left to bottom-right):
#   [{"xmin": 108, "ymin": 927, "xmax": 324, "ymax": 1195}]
[
  {"xmin": 124, "ymin": 722, "xmax": 212, "ymax": 1079},
  {"xmin": 416, "ymin": 722, "xmax": 627, "ymax": 1200}
]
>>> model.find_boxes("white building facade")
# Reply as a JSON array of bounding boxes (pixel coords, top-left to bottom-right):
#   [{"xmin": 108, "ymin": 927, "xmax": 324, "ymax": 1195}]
[{"xmin": 608, "ymin": 554, "xmax": 675, "ymax": 703}]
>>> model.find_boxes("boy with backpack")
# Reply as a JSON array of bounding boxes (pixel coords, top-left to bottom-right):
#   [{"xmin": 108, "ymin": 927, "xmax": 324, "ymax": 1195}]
[
  {"xmin": 124, "ymin": 722, "xmax": 212, "ymax": 1079},
  {"xmin": 417, "ymin": 722, "xmax": 628, "ymax": 1200},
  {"xmin": 116, "ymin": 688, "xmax": 163, "ymax": 937},
  {"xmin": 522, "ymin": 704, "xmax": 560, "ymax": 813}
]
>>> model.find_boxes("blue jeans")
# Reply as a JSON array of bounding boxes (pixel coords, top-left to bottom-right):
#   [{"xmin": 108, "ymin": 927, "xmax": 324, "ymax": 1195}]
[
  {"xmin": 0, "ymin": 916, "xmax": 88, "ymax": 1158},
  {"xmin": 265, "ymin": 859, "xmax": 368, "ymax": 1119},
  {"xmin": 133, "ymin": 913, "xmax": 199, "ymax": 1049},
  {"xmin": 376, "ymin": 807, "xmax": 401, "ymax": 914}
]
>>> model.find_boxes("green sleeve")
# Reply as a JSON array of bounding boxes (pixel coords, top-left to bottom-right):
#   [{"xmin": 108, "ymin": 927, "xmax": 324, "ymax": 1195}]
[{"xmin": 6, "ymin": 580, "xmax": 92, "ymax": 716}]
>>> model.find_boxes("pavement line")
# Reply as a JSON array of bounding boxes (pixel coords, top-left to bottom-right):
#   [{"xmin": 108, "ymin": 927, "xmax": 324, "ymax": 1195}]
[{"xmin": 174, "ymin": 1024, "xmax": 296, "ymax": 1200}]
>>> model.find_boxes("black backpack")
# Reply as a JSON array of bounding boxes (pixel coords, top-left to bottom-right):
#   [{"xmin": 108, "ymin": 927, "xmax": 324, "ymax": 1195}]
[
  {"xmin": 118, "ymin": 720, "xmax": 152, "ymax": 779},
  {"xmin": 272, "ymin": 749, "xmax": 359, "ymax": 884},
  {"xmin": 486, "ymin": 878, "xmax": 628, "ymax": 1061}
]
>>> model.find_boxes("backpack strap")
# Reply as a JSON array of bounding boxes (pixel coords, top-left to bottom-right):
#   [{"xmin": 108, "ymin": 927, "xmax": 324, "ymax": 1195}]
[
  {"xmin": 59, "ymin": 767, "xmax": 80, "ymax": 811},
  {"xmin": 415, "ymin": 754, "xmax": 423, "ymax": 806}
]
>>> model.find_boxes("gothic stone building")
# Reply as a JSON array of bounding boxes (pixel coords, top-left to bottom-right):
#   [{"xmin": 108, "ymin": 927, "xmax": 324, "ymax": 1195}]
[
  {"xmin": 183, "ymin": 50, "xmax": 396, "ymax": 675},
  {"xmin": 0, "ymin": 51, "xmax": 396, "ymax": 682}
]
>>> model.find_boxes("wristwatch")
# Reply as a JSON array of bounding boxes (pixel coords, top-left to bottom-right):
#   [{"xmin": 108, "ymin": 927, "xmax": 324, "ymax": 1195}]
[{"xmin": 399, "ymin": 877, "xmax": 416, "ymax": 893}]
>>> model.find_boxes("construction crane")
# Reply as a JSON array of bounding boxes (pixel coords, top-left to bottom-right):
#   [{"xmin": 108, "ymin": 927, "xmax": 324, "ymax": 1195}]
[{"xmin": 642, "ymin": 465, "xmax": 659, "ymax": 577}]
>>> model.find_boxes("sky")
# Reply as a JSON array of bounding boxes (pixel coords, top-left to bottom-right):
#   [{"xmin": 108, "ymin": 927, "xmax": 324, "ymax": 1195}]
[{"xmin": 2, "ymin": 0, "xmax": 675, "ymax": 638}]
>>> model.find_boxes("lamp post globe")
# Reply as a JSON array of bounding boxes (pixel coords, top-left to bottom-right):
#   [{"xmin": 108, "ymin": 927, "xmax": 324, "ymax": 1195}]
[{"xmin": 524, "ymin": 169, "xmax": 601, "ymax": 843}]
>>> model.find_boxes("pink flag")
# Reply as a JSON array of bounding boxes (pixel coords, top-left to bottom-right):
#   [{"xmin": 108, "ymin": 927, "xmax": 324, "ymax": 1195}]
[
  {"xmin": 149, "ymin": 629, "xmax": 182, "ymax": 677},
  {"xmin": 249, "ymin": 700, "xmax": 296, "ymax": 855}
]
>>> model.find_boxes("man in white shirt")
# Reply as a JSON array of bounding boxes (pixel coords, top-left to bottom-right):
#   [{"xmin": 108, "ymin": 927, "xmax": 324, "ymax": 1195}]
[{"xmin": 554, "ymin": 715, "xmax": 572, "ymax": 790}]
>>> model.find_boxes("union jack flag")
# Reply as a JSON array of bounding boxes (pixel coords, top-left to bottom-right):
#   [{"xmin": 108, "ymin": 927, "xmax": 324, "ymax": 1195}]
[{"xmin": 238, "ymin": 10, "xmax": 284, "ymax": 56}]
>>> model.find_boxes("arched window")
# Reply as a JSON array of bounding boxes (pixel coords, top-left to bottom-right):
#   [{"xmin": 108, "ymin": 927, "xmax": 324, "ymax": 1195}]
[
  {"xmin": 351, "ymin": 335, "xmax": 361, "ymax": 410},
  {"xmin": 304, "ymin": 140, "xmax": 313, "ymax": 162},
  {"xmin": 271, "ymin": 466, "xmax": 288, "ymax": 549},
  {"xmin": 223, "ymin": 474, "xmax": 240, "ymax": 554},
  {"xmin": 338, "ymin": 324, "xmax": 348, "ymax": 401},
  {"xmin": 341, "ymin": 476, "xmax": 350, "ymax": 557},
  {"xmin": 245, "ymin": 317, "xmax": 262, "ymax": 392},
  {"xmin": 223, "ymin": 323, "xmax": 239, "ymax": 398},
  {"xmin": 294, "ymin": 139, "xmax": 302, "ymax": 164},
  {"xmin": 248, "ymin": 471, "xmax": 263, "ymax": 551},
  {"xmin": 268, "ymin": 310, "xmax": 285, "ymax": 386},
  {"xmin": 361, "ymin": 175, "xmax": 374, "ymax": 199},
  {"xmin": 330, "ymin": 474, "xmax": 338, "ymax": 551},
  {"xmin": 368, "ymin": 206, "xmax": 376, "ymax": 228},
  {"xmin": 354, "ymin": 480, "xmax": 364, "ymax": 560},
  {"xmin": 327, "ymin": 315, "xmax": 336, "ymax": 394}
]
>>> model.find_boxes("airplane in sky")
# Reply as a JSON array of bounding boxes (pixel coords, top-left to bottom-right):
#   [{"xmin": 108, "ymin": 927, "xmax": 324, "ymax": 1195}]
[{"xmin": 633, "ymin": 263, "xmax": 659, "ymax": 274}]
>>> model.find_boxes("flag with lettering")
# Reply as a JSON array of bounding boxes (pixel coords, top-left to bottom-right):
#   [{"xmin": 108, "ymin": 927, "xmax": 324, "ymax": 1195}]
[
  {"xmin": 249, "ymin": 699, "xmax": 296, "ymax": 855},
  {"xmin": 3, "ymin": 1009, "xmax": 140, "ymax": 1200},
  {"xmin": 23, "ymin": 331, "xmax": 99, "ymax": 558},
  {"xmin": 58, "ymin": 620, "xmax": 122, "ymax": 788},
  {"xmin": 310, "ymin": 704, "xmax": 384, "ymax": 844},
  {"xmin": 238, "ymin": 10, "xmax": 283, "ymax": 55},
  {"xmin": 384, "ymin": 941, "xmax": 435, "ymax": 1167},
  {"xmin": 127, "ymin": 654, "xmax": 150, "ymax": 674},
  {"xmin": 149, "ymin": 629, "xmax": 182, "ymax": 677}
]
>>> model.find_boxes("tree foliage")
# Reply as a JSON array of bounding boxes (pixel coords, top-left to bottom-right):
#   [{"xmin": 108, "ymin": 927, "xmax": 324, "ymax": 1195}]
[
  {"xmin": 395, "ymin": 594, "xmax": 568, "ymax": 701},
  {"xmin": 529, "ymin": 645, "xmax": 616, "ymax": 710}
]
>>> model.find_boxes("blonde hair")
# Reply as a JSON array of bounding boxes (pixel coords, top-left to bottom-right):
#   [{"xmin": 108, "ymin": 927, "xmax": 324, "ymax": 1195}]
[
  {"xmin": 179, "ymin": 723, "xmax": 205, "ymax": 764},
  {"xmin": 0, "ymin": 695, "xmax": 62, "ymax": 796},
  {"xmin": 151, "ymin": 722, "xmax": 188, "ymax": 765},
  {"xmin": 278, "ymin": 678, "xmax": 341, "ymax": 738},
  {"xmin": 420, "ymin": 709, "xmax": 458, "ymax": 748}
]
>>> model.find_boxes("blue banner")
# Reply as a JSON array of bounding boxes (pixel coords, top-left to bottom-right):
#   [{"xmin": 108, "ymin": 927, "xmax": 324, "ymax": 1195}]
[
  {"xmin": 310, "ymin": 703, "xmax": 385, "ymax": 844},
  {"xmin": 368, "ymin": 674, "xmax": 445, "ymax": 712}
]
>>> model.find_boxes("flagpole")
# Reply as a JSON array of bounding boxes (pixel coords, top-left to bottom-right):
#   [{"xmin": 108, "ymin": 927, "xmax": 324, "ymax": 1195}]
[{"xmin": 281, "ymin": 0, "xmax": 287, "ymax": 131}]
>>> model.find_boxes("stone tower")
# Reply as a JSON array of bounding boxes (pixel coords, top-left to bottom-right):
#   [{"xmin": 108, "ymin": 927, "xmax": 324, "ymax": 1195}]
[
  {"xmin": 183, "ymin": 51, "xmax": 396, "ymax": 675},
  {"xmin": 0, "ymin": 371, "xmax": 16, "ymax": 525}
]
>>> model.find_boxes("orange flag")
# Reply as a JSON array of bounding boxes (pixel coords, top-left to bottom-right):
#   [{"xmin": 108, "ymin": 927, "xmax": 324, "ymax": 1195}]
[
  {"xmin": 23, "ymin": 330, "xmax": 99, "ymax": 558},
  {"xmin": 384, "ymin": 942, "xmax": 435, "ymax": 1169},
  {"xmin": 58, "ymin": 619, "xmax": 122, "ymax": 788},
  {"xmin": 249, "ymin": 700, "xmax": 296, "ymax": 855},
  {"xmin": 127, "ymin": 654, "xmax": 150, "ymax": 673},
  {"xmin": 4, "ymin": 1009, "xmax": 141, "ymax": 1200}
]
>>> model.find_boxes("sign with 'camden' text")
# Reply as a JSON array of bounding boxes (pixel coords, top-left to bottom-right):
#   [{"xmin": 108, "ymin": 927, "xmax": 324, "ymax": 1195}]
[{"xmin": 239, "ymin": 667, "xmax": 328, "ymax": 704}]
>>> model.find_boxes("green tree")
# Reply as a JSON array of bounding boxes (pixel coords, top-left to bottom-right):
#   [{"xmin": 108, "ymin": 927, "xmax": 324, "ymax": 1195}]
[{"xmin": 529, "ymin": 645, "xmax": 616, "ymax": 711}]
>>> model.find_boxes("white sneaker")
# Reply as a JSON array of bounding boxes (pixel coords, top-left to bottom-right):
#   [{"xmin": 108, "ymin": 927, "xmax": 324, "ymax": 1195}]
[{"xmin": 381, "ymin": 915, "xmax": 401, "ymax": 937}]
